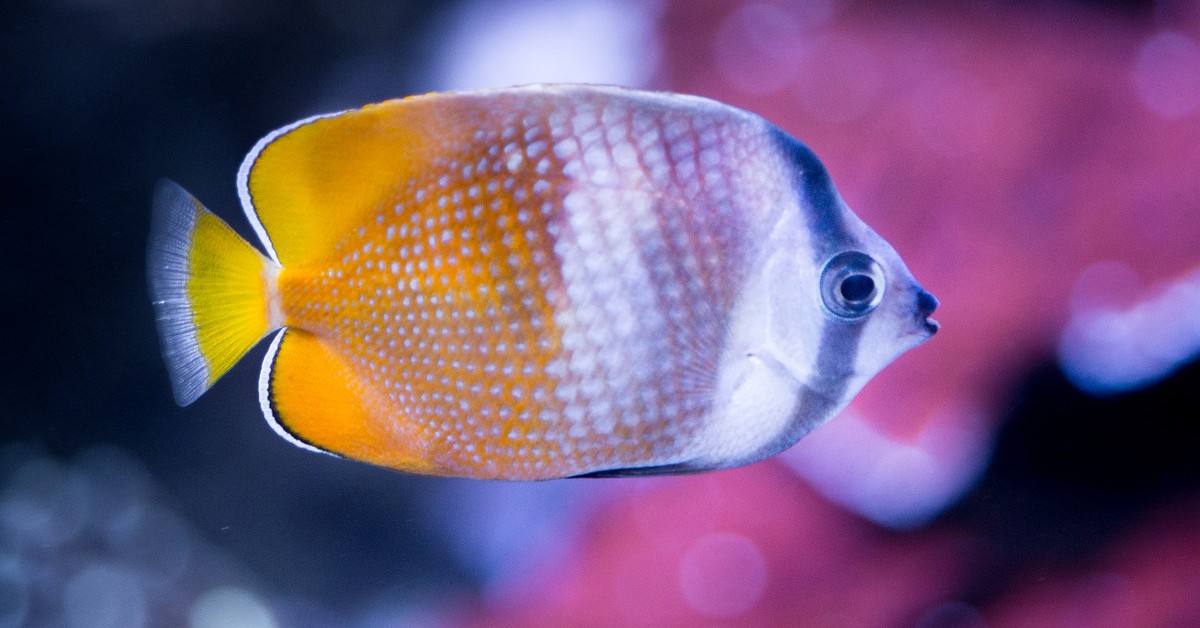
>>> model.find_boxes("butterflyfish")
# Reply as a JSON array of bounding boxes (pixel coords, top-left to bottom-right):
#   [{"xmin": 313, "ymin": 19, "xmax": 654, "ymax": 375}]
[{"xmin": 148, "ymin": 84, "xmax": 938, "ymax": 480}]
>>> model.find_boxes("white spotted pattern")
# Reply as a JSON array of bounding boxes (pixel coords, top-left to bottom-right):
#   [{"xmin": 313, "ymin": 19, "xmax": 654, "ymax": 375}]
[{"xmin": 276, "ymin": 87, "xmax": 805, "ymax": 477}]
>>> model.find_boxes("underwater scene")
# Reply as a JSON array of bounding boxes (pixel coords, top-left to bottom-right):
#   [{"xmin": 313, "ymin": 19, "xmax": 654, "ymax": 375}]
[{"xmin": 4, "ymin": 0, "xmax": 1200, "ymax": 626}]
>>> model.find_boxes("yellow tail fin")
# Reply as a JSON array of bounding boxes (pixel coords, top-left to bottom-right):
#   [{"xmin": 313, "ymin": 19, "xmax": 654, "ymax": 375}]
[{"xmin": 148, "ymin": 180, "xmax": 282, "ymax": 406}]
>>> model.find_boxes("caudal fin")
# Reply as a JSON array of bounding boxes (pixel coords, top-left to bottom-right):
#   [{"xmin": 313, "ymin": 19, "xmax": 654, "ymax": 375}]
[{"xmin": 147, "ymin": 180, "xmax": 282, "ymax": 406}]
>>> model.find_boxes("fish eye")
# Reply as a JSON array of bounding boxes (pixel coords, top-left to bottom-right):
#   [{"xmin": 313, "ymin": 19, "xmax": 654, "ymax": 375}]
[{"xmin": 820, "ymin": 251, "xmax": 885, "ymax": 319}]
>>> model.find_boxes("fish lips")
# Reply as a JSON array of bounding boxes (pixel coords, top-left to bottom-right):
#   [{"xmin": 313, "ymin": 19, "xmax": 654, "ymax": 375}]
[{"xmin": 916, "ymin": 289, "xmax": 940, "ymax": 336}]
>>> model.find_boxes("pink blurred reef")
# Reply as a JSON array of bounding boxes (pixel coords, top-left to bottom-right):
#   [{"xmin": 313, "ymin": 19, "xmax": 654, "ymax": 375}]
[
  {"xmin": 3, "ymin": 0, "xmax": 1198, "ymax": 626},
  {"xmin": 452, "ymin": 0, "xmax": 1200, "ymax": 625}
]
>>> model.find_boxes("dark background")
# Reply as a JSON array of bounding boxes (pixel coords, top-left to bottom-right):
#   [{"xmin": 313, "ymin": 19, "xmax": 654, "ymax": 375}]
[{"xmin": 2, "ymin": 1, "xmax": 481, "ymax": 620}]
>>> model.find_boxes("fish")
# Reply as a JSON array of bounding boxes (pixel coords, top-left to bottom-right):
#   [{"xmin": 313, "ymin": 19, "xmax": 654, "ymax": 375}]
[{"xmin": 147, "ymin": 84, "xmax": 938, "ymax": 480}]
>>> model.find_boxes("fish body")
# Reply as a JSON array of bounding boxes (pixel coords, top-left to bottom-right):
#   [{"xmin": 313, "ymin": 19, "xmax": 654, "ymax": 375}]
[{"xmin": 148, "ymin": 85, "xmax": 937, "ymax": 480}]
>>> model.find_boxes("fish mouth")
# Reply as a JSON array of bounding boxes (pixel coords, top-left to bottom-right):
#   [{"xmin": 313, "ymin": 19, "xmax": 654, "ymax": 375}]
[{"xmin": 915, "ymin": 288, "xmax": 939, "ymax": 337}]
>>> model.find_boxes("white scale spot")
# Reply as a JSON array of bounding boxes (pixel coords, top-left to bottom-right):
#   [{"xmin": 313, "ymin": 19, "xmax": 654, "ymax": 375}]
[
  {"xmin": 553, "ymin": 138, "xmax": 579, "ymax": 159},
  {"xmin": 526, "ymin": 139, "xmax": 548, "ymax": 158},
  {"xmin": 572, "ymin": 109, "xmax": 598, "ymax": 136},
  {"xmin": 611, "ymin": 141, "xmax": 639, "ymax": 170}
]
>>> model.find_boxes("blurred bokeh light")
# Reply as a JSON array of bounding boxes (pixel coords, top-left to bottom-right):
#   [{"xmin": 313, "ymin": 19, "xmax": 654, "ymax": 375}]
[
  {"xmin": 428, "ymin": 0, "xmax": 662, "ymax": 90},
  {"xmin": 3, "ymin": 0, "xmax": 1198, "ymax": 626}
]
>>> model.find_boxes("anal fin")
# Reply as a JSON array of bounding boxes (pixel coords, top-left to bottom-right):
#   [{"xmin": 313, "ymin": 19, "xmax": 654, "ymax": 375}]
[{"xmin": 260, "ymin": 329, "xmax": 432, "ymax": 474}]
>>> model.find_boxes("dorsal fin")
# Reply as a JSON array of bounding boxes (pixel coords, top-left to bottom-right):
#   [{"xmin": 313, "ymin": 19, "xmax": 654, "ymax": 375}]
[
  {"xmin": 236, "ymin": 98, "xmax": 437, "ymax": 267},
  {"xmin": 233, "ymin": 86, "xmax": 657, "ymax": 268}
]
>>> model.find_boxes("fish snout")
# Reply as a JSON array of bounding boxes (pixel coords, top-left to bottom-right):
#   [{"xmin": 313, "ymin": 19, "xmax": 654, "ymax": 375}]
[{"xmin": 916, "ymin": 289, "xmax": 940, "ymax": 335}]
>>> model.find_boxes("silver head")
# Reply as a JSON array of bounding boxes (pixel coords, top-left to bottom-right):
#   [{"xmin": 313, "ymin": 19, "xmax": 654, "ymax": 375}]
[{"xmin": 697, "ymin": 129, "xmax": 938, "ymax": 469}]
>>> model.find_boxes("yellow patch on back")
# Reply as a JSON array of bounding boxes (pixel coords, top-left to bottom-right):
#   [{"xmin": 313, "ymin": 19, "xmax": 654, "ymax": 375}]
[{"xmin": 241, "ymin": 99, "xmax": 437, "ymax": 267}]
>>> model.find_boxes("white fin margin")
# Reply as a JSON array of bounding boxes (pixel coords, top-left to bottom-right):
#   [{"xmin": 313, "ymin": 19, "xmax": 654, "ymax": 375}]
[{"xmin": 235, "ymin": 110, "xmax": 350, "ymax": 266}]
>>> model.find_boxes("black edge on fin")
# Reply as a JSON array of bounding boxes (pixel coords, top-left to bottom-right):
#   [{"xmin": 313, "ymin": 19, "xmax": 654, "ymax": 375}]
[
  {"xmin": 259, "ymin": 329, "xmax": 342, "ymax": 458},
  {"xmin": 571, "ymin": 461, "xmax": 706, "ymax": 478}
]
